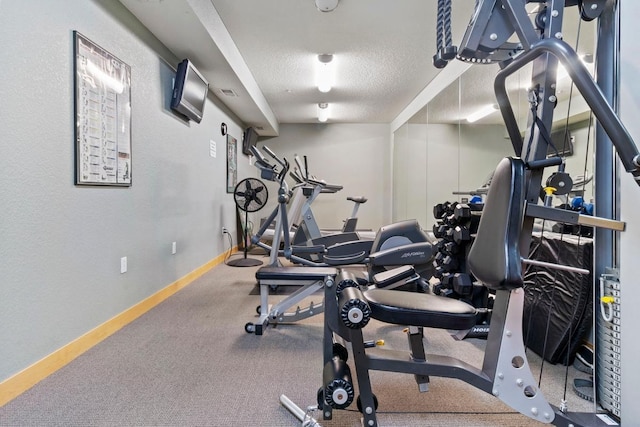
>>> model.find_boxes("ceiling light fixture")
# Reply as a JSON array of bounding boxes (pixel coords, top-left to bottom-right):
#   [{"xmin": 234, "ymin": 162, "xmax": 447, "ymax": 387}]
[
  {"xmin": 316, "ymin": 54, "xmax": 335, "ymax": 93},
  {"xmin": 466, "ymin": 104, "xmax": 499, "ymax": 123},
  {"xmin": 315, "ymin": 0, "xmax": 339, "ymax": 12},
  {"xmin": 317, "ymin": 103, "xmax": 329, "ymax": 122}
]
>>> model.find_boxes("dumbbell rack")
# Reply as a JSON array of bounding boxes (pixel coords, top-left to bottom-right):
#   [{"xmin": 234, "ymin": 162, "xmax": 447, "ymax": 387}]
[
  {"xmin": 597, "ymin": 270, "xmax": 621, "ymax": 420},
  {"xmin": 430, "ymin": 201, "xmax": 490, "ymax": 338}
]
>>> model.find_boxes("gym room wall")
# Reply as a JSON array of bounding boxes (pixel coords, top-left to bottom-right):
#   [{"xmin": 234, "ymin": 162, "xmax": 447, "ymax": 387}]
[
  {"xmin": 255, "ymin": 123, "xmax": 391, "ymax": 231},
  {"xmin": 0, "ymin": 0, "xmax": 251, "ymax": 384}
]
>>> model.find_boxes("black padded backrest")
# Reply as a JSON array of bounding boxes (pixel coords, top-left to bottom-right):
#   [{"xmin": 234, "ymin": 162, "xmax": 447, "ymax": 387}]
[{"xmin": 467, "ymin": 157, "xmax": 526, "ymax": 290}]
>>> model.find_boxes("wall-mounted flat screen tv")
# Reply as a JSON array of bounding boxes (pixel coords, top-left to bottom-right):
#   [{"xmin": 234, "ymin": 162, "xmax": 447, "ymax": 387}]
[
  {"xmin": 547, "ymin": 129, "xmax": 574, "ymax": 157},
  {"xmin": 242, "ymin": 127, "xmax": 260, "ymax": 155},
  {"xmin": 171, "ymin": 59, "xmax": 209, "ymax": 123}
]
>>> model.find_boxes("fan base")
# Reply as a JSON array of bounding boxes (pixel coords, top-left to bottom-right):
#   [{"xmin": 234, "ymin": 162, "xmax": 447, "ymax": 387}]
[{"xmin": 227, "ymin": 257, "xmax": 264, "ymax": 267}]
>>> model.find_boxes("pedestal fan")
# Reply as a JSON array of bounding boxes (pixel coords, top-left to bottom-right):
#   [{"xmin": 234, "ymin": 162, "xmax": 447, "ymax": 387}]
[{"xmin": 228, "ymin": 177, "xmax": 268, "ymax": 267}]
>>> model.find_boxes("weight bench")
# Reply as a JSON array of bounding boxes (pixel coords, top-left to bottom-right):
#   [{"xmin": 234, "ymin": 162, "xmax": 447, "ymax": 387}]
[
  {"xmin": 246, "ymin": 263, "xmax": 419, "ymax": 336},
  {"xmin": 245, "ymin": 266, "xmax": 337, "ymax": 335},
  {"xmin": 319, "ymin": 157, "xmax": 557, "ymax": 426}
]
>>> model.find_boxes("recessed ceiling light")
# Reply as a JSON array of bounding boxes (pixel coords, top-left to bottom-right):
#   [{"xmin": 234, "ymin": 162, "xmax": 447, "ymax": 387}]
[
  {"xmin": 317, "ymin": 103, "xmax": 329, "ymax": 122},
  {"xmin": 316, "ymin": 54, "xmax": 335, "ymax": 93},
  {"xmin": 466, "ymin": 104, "xmax": 499, "ymax": 123}
]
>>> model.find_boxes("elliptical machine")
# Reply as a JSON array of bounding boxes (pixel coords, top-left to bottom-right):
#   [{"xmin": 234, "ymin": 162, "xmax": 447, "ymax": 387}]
[{"xmin": 250, "ymin": 145, "xmax": 434, "ymax": 273}]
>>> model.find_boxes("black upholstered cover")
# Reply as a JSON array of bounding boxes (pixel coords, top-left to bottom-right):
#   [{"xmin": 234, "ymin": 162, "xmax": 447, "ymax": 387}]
[
  {"xmin": 363, "ymin": 289, "xmax": 477, "ymax": 330},
  {"xmin": 467, "ymin": 157, "xmax": 526, "ymax": 290}
]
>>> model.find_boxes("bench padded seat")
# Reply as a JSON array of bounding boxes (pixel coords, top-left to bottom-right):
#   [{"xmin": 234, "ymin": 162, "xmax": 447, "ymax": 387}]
[
  {"xmin": 256, "ymin": 266, "xmax": 337, "ymax": 281},
  {"xmin": 363, "ymin": 289, "xmax": 477, "ymax": 330}
]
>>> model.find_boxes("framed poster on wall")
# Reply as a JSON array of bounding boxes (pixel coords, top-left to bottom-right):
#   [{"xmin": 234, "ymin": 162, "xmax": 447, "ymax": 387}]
[
  {"xmin": 73, "ymin": 31, "xmax": 132, "ymax": 186},
  {"xmin": 227, "ymin": 135, "xmax": 238, "ymax": 193}
]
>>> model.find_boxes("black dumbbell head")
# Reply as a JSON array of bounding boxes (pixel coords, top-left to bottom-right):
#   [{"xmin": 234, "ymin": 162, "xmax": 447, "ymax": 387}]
[
  {"xmin": 444, "ymin": 241, "xmax": 459, "ymax": 255},
  {"xmin": 454, "ymin": 203, "xmax": 472, "ymax": 221},
  {"xmin": 452, "ymin": 273, "xmax": 473, "ymax": 297},
  {"xmin": 441, "ymin": 255, "xmax": 459, "ymax": 272},
  {"xmin": 453, "ymin": 225, "xmax": 471, "ymax": 244}
]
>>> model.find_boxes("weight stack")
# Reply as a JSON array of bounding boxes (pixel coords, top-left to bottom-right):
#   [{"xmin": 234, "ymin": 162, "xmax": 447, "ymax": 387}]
[{"xmin": 597, "ymin": 272, "xmax": 621, "ymax": 420}]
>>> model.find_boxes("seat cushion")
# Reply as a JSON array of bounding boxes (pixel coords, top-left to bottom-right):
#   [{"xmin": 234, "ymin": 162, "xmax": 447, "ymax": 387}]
[
  {"xmin": 363, "ymin": 289, "xmax": 477, "ymax": 330},
  {"xmin": 467, "ymin": 157, "xmax": 526, "ymax": 290},
  {"xmin": 256, "ymin": 266, "xmax": 337, "ymax": 281}
]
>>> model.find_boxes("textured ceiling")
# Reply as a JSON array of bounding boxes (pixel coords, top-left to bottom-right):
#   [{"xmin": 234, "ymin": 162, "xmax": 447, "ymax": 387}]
[
  {"xmin": 210, "ymin": 0, "xmax": 475, "ymax": 125},
  {"xmin": 120, "ymin": 0, "xmax": 597, "ymax": 132}
]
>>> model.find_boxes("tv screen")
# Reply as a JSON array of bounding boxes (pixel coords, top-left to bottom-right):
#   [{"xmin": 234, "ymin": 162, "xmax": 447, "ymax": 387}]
[
  {"xmin": 547, "ymin": 129, "xmax": 574, "ymax": 157},
  {"xmin": 171, "ymin": 59, "xmax": 209, "ymax": 123},
  {"xmin": 242, "ymin": 127, "xmax": 260, "ymax": 155}
]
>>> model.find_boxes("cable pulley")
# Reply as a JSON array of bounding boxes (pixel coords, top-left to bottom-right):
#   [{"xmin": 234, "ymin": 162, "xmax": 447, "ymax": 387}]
[{"xmin": 546, "ymin": 172, "xmax": 574, "ymax": 196}]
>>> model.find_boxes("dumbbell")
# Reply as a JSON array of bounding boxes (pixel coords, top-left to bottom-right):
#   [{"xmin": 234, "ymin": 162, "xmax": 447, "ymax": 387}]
[
  {"xmin": 432, "ymin": 273, "xmax": 454, "ymax": 296},
  {"xmin": 433, "ymin": 202, "xmax": 452, "ymax": 220},
  {"xmin": 434, "ymin": 284, "xmax": 453, "ymax": 297},
  {"xmin": 432, "ymin": 251, "xmax": 446, "ymax": 266},
  {"xmin": 441, "ymin": 255, "xmax": 459, "ymax": 272},
  {"xmin": 443, "ymin": 241, "xmax": 459, "ymax": 255},
  {"xmin": 432, "ymin": 239, "xmax": 445, "ymax": 253},
  {"xmin": 452, "ymin": 273, "xmax": 473, "ymax": 297},
  {"xmin": 432, "ymin": 223, "xmax": 447, "ymax": 239},
  {"xmin": 453, "ymin": 203, "xmax": 472, "ymax": 222},
  {"xmin": 453, "ymin": 225, "xmax": 471, "ymax": 244},
  {"xmin": 433, "ymin": 264, "xmax": 446, "ymax": 279},
  {"xmin": 444, "ymin": 227, "xmax": 455, "ymax": 242}
]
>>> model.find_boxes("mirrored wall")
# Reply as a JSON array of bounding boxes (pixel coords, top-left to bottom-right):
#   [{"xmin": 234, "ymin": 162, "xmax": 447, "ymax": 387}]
[{"xmin": 392, "ymin": 7, "xmax": 596, "ymax": 230}]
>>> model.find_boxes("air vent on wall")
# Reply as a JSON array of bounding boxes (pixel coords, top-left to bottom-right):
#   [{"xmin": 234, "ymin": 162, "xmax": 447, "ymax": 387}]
[{"xmin": 220, "ymin": 88, "xmax": 238, "ymax": 97}]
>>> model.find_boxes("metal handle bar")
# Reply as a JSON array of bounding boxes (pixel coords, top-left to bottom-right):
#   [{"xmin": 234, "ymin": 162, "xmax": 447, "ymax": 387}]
[
  {"xmin": 494, "ymin": 38, "xmax": 640, "ymax": 183},
  {"xmin": 250, "ymin": 145, "xmax": 270, "ymax": 165},
  {"xmin": 263, "ymin": 145, "xmax": 287, "ymax": 169},
  {"xmin": 294, "ymin": 155, "xmax": 306, "ymax": 179}
]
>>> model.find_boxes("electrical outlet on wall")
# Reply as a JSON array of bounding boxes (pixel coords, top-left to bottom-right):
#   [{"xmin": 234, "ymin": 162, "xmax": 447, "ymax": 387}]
[
  {"xmin": 172, "ymin": 242, "xmax": 177, "ymax": 255},
  {"xmin": 120, "ymin": 257, "xmax": 127, "ymax": 274},
  {"xmin": 222, "ymin": 227, "xmax": 228, "ymax": 236}
]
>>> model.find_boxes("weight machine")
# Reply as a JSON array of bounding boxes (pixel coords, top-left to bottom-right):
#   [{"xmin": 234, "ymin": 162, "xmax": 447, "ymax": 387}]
[{"xmin": 296, "ymin": 1, "xmax": 640, "ymax": 426}]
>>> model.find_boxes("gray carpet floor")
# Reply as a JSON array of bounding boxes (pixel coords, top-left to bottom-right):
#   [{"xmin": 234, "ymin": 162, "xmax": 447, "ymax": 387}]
[{"xmin": 0, "ymin": 254, "xmax": 595, "ymax": 426}]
